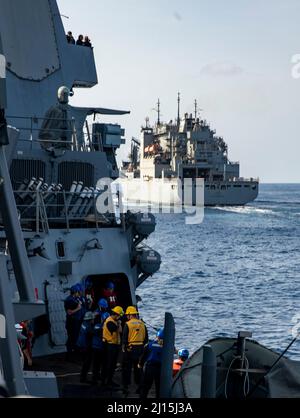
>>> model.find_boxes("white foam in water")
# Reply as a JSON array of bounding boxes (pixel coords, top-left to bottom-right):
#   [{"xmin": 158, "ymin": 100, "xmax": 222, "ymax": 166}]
[{"xmin": 214, "ymin": 206, "xmax": 274, "ymax": 215}]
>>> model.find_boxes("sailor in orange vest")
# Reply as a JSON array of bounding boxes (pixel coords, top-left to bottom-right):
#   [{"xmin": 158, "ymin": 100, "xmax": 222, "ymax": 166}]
[
  {"xmin": 122, "ymin": 306, "xmax": 148, "ymax": 394},
  {"xmin": 173, "ymin": 348, "xmax": 189, "ymax": 377},
  {"xmin": 102, "ymin": 306, "xmax": 124, "ymax": 388}
]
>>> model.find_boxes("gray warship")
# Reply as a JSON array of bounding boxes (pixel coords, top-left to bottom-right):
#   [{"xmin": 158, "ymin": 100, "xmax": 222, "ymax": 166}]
[
  {"xmin": 1, "ymin": 0, "xmax": 299, "ymax": 401},
  {"xmin": 123, "ymin": 98, "xmax": 259, "ymax": 206},
  {"xmin": 0, "ymin": 0, "xmax": 161, "ymax": 396}
]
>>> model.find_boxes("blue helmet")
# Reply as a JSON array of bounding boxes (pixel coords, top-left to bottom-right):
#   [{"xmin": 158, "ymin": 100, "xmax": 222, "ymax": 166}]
[
  {"xmin": 178, "ymin": 348, "xmax": 189, "ymax": 360},
  {"xmin": 70, "ymin": 285, "xmax": 78, "ymax": 294},
  {"xmin": 75, "ymin": 283, "xmax": 83, "ymax": 293},
  {"xmin": 98, "ymin": 298, "xmax": 108, "ymax": 309},
  {"xmin": 106, "ymin": 281, "xmax": 115, "ymax": 290},
  {"xmin": 156, "ymin": 328, "xmax": 164, "ymax": 339}
]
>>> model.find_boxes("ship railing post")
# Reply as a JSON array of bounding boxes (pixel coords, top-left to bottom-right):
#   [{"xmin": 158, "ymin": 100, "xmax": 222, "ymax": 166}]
[
  {"xmin": 93, "ymin": 190, "xmax": 99, "ymax": 231},
  {"xmin": 201, "ymin": 344, "xmax": 216, "ymax": 398},
  {"xmin": 30, "ymin": 116, "xmax": 33, "ymax": 150},
  {"xmin": 62, "ymin": 190, "xmax": 70, "ymax": 232},
  {"xmin": 160, "ymin": 312, "xmax": 175, "ymax": 398}
]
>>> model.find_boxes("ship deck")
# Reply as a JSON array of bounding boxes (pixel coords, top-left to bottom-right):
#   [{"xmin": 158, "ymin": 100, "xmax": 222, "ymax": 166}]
[{"xmin": 32, "ymin": 353, "xmax": 151, "ymax": 399}]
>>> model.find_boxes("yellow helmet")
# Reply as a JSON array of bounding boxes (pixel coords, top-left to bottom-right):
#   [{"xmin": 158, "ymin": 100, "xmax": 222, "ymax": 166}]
[
  {"xmin": 125, "ymin": 306, "xmax": 138, "ymax": 315},
  {"xmin": 111, "ymin": 306, "xmax": 124, "ymax": 316}
]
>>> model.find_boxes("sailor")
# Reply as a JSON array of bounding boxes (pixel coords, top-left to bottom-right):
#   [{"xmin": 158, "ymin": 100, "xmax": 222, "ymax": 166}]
[
  {"xmin": 19, "ymin": 320, "xmax": 34, "ymax": 368},
  {"xmin": 64, "ymin": 284, "xmax": 84, "ymax": 356},
  {"xmin": 77, "ymin": 311, "xmax": 95, "ymax": 383},
  {"xmin": 84, "ymin": 277, "xmax": 95, "ymax": 310},
  {"xmin": 84, "ymin": 36, "xmax": 92, "ymax": 48},
  {"xmin": 66, "ymin": 31, "xmax": 75, "ymax": 44},
  {"xmin": 39, "ymin": 86, "xmax": 72, "ymax": 150},
  {"xmin": 122, "ymin": 306, "xmax": 148, "ymax": 394},
  {"xmin": 94, "ymin": 298, "xmax": 109, "ymax": 324},
  {"xmin": 102, "ymin": 306, "xmax": 124, "ymax": 388},
  {"xmin": 91, "ymin": 311, "xmax": 110, "ymax": 384},
  {"xmin": 139, "ymin": 328, "xmax": 164, "ymax": 398},
  {"xmin": 173, "ymin": 348, "xmax": 189, "ymax": 377},
  {"xmin": 76, "ymin": 34, "xmax": 84, "ymax": 46},
  {"xmin": 76, "ymin": 283, "xmax": 88, "ymax": 319},
  {"xmin": 102, "ymin": 281, "xmax": 118, "ymax": 310}
]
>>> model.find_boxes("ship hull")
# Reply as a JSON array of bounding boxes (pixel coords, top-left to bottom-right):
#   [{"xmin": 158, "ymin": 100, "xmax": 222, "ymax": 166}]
[
  {"xmin": 120, "ymin": 177, "xmax": 259, "ymax": 207},
  {"xmin": 204, "ymin": 181, "xmax": 259, "ymax": 206}
]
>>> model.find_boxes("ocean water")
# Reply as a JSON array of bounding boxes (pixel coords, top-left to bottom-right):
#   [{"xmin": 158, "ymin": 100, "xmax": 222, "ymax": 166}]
[{"xmin": 138, "ymin": 184, "xmax": 300, "ymax": 359}]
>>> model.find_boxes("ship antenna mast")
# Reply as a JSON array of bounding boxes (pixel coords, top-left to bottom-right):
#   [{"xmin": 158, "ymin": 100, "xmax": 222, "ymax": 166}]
[
  {"xmin": 194, "ymin": 99, "xmax": 198, "ymax": 119},
  {"xmin": 157, "ymin": 99, "xmax": 161, "ymax": 125},
  {"xmin": 177, "ymin": 92, "xmax": 181, "ymax": 125}
]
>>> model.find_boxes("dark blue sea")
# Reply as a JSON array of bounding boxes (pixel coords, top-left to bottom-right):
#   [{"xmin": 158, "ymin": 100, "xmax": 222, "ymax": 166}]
[{"xmin": 139, "ymin": 184, "xmax": 300, "ymax": 359}]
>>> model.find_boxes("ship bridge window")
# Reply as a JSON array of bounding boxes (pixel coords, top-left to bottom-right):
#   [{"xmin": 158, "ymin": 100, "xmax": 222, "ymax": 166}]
[
  {"xmin": 244, "ymin": 185, "xmax": 250, "ymax": 188},
  {"xmin": 221, "ymin": 185, "xmax": 226, "ymax": 190},
  {"xmin": 210, "ymin": 185, "xmax": 216, "ymax": 190},
  {"xmin": 82, "ymin": 273, "xmax": 132, "ymax": 309},
  {"xmin": 234, "ymin": 185, "xmax": 242, "ymax": 188}
]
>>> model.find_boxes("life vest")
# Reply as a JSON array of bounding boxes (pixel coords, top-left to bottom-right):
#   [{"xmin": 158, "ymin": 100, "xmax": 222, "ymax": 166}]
[
  {"xmin": 102, "ymin": 289, "xmax": 117, "ymax": 308},
  {"xmin": 102, "ymin": 316, "xmax": 120, "ymax": 345},
  {"xmin": 146, "ymin": 340, "xmax": 163, "ymax": 364},
  {"xmin": 126, "ymin": 318, "xmax": 146, "ymax": 347},
  {"xmin": 173, "ymin": 359, "xmax": 184, "ymax": 377}
]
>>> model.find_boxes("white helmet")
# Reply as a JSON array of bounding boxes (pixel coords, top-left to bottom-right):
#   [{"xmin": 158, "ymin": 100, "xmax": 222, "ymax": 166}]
[{"xmin": 57, "ymin": 86, "xmax": 70, "ymax": 104}]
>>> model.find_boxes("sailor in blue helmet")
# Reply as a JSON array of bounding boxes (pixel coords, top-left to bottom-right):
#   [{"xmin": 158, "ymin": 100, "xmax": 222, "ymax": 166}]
[
  {"xmin": 84, "ymin": 277, "xmax": 95, "ymax": 310},
  {"xmin": 173, "ymin": 348, "xmax": 189, "ymax": 377},
  {"xmin": 94, "ymin": 298, "xmax": 109, "ymax": 324},
  {"xmin": 64, "ymin": 284, "xmax": 85, "ymax": 357},
  {"xmin": 102, "ymin": 281, "xmax": 118, "ymax": 309},
  {"xmin": 139, "ymin": 328, "xmax": 164, "ymax": 398}
]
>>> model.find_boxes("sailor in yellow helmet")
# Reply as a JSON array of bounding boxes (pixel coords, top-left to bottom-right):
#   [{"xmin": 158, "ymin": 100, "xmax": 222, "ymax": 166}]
[
  {"xmin": 102, "ymin": 306, "xmax": 124, "ymax": 388},
  {"xmin": 122, "ymin": 306, "xmax": 148, "ymax": 394}
]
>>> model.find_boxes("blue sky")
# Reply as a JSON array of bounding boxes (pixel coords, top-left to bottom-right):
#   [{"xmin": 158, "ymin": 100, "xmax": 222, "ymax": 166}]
[{"xmin": 59, "ymin": 0, "xmax": 300, "ymax": 182}]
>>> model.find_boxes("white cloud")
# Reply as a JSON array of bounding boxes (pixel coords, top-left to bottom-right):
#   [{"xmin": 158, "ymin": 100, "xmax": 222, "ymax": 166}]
[{"xmin": 200, "ymin": 61, "xmax": 244, "ymax": 77}]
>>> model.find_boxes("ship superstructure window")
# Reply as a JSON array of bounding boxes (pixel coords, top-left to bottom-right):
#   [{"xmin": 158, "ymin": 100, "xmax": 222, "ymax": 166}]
[{"xmin": 56, "ymin": 240, "xmax": 66, "ymax": 259}]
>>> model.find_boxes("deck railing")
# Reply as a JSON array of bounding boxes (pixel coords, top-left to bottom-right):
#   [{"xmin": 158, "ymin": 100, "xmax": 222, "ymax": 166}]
[{"xmin": 7, "ymin": 115, "xmax": 103, "ymax": 152}]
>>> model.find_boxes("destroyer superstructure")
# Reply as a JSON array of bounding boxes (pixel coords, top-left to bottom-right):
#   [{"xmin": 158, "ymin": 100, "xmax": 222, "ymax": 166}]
[{"xmin": 0, "ymin": 0, "xmax": 161, "ymax": 373}]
